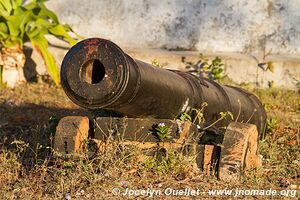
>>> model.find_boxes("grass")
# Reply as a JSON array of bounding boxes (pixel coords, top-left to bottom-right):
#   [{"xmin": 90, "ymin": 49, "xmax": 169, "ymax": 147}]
[{"xmin": 0, "ymin": 82, "xmax": 299, "ymax": 199}]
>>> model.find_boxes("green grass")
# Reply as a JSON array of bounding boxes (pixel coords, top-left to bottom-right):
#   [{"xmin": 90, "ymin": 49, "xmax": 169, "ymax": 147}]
[{"xmin": 0, "ymin": 83, "xmax": 299, "ymax": 199}]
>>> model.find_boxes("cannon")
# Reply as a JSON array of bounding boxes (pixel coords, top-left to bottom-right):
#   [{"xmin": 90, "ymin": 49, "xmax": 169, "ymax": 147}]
[
  {"xmin": 60, "ymin": 38, "xmax": 266, "ymax": 136},
  {"xmin": 56, "ymin": 38, "xmax": 267, "ymax": 178}
]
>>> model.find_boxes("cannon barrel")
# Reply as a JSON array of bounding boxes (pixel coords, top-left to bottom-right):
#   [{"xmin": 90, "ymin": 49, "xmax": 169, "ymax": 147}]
[{"xmin": 61, "ymin": 38, "xmax": 267, "ymax": 136}]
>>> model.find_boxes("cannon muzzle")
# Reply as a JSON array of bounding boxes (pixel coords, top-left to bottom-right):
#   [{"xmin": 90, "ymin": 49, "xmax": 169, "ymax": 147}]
[{"xmin": 61, "ymin": 38, "xmax": 266, "ymax": 136}]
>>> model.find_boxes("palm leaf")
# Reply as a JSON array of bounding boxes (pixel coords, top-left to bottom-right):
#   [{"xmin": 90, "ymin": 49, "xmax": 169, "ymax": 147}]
[
  {"xmin": 49, "ymin": 24, "xmax": 77, "ymax": 46},
  {"xmin": 0, "ymin": 0, "xmax": 13, "ymax": 15},
  {"xmin": 29, "ymin": 33, "xmax": 59, "ymax": 85},
  {"xmin": 36, "ymin": 4, "xmax": 59, "ymax": 23},
  {"xmin": 0, "ymin": 22, "xmax": 9, "ymax": 38},
  {"xmin": 0, "ymin": 0, "xmax": 78, "ymax": 85}
]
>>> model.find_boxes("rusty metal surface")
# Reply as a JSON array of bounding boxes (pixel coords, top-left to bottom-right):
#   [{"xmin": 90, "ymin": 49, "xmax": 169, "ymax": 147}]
[{"xmin": 61, "ymin": 38, "xmax": 267, "ymax": 136}]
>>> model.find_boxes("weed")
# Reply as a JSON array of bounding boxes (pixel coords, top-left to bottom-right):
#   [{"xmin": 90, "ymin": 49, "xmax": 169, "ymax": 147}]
[
  {"xmin": 178, "ymin": 112, "xmax": 192, "ymax": 122},
  {"xmin": 0, "ymin": 84, "xmax": 299, "ymax": 198},
  {"xmin": 191, "ymin": 102, "xmax": 208, "ymax": 125},
  {"xmin": 142, "ymin": 146, "xmax": 196, "ymax": 177},
  {"xmin": 203, "ymin": 111, "xmax": 233, "ymax": 130},
  {"xmin": 178, "ymin": 102, "xmax": 208, "ymax": 127},
  {"xmin": 151, "ymin": 59, "xmax": 163, "ymax": 68},
  {"xmin": 0, "ymin": 149, "xmax": 22, "ymax": 187},
  {"xmin": 257, "ymin": 61, "xmax": 275, "ymax": 73},
  {"xmin": 266, "ymin": 61, "xmax": 275, "ymax": 73},
  {"xmin": 268, "ymin": 80, "xmax": 275, "ymax": 88},
  {"xmin": 143, "ymin": 147, "xmax": 174, "ymax": 175},
  {"xmin": 184, "ymin": 54, "xmax": 225, "ymax": 81},
  {"xmin": 150, "ymin": 123, "xmax": 171, "ymax": 141},
  {"xmin": 266, "ymin": 117, "xmax": 279, "ymax": 133},
  {"xmin": 244, "ymin": 134, "xmax": 299, "ymax": 189}
]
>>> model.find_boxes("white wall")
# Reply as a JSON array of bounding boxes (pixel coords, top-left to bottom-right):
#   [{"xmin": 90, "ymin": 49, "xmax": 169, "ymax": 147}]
[{"xmin": 47, "ymin": 0, "xmax": 300, "ymax": 55}]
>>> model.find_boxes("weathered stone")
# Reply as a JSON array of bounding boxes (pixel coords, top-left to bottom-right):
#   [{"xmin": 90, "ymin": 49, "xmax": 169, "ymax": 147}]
[
  {"xmin": 93, "ymin": 117, "xmax": 199, "ymax": 143},
  {"xmin": 203, "ymin": 145, "xmax": 215, "ymax": 175},
  {"xmin": 219, "ymin": 122, "xmax": 262, "ymax": 180},
  {"xmin": 54, "ymin": 116, "xmax": 90, "ymax": 154},
  {"xmin": 93, "ymin": 117, "xmax": 228, "ymax": 172},
  {"xmin": 91, "ymin": 117, "xmax": 203, "ymax": 169},
  {"xmin": 198, "ymin": 145, "xmax": 221, "ymax": 176}
]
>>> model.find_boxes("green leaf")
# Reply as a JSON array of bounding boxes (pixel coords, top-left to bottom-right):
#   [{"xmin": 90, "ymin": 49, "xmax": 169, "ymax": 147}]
[
  {"xmin": 6, "ymin": 17, "xmax": 21, "ymax": 36},
  {"xmin": 5, "ymin": 6, "xmax": 27, "ymax": 38},
  {"xmin": 0, "ymin": 22, "xmax": 8, "ymax": 37},
  {"xmin": 49, "ymin": 24, "xmax": 77, "ymax": 46},
  {"xmin": 26, "ymin": 18, "xmax": 52, "ymax": 37},
  {"xmin": 29, "ymin": 33, "xmax": 59, "ymax": 85},
  {"xmin": 266, "ymin": 61, "xmax": 275, "ymax": 73},
  {"xmin": 23, "ymin": 2, "xmax": 37, "ymax": 10},
  {"xmin": 11, "ymin": 0, "xmax": 23, "ymax": 9},
  {"xmin": 0, "ymin": 0, "xmax": 13, "ymax": 15},
  {"xmin": 179, "ymin": 112, "xmax": 192, "ymax": 122},
  {"xmin": 0, "ymin": 5, "xmax": 10, "ymax": 17},
  {"xmin": 0, "ymin": 0, "xmax": 78, "ymax": 84},
  {"xmin": 227, "ymin": 111, "xmax": 234, "ymax": 120},
  {"xmin": 19, "ymin": 10, "xmax": 34, "ymax": 33},
  {"xmin": 36, "ymin": 4, "xmax": 59, "ymax": 23}
]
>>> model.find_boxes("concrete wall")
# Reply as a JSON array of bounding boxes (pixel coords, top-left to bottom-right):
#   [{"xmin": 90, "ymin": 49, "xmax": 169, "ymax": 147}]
[
  {"xmin": 34, "ymin": 0, "xmax": 300, "ymax": 90},
  {"xmin": 47, "ymin": 0, "xmax": 300, "ymax": 55}
]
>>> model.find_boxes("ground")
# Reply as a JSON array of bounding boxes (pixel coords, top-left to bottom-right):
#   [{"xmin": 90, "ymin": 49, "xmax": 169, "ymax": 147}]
[{"xmin": 0, "ymin": 81, "xmax": 299, "ymax": 199}]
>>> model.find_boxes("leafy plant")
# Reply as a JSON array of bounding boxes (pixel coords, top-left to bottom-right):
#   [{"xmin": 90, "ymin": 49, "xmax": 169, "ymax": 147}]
[
  {"xmin": 257, "ymin": 61, "xmax": 275, "ymax": 73},
  {"xmin": 178, "ymin": 102, "xmax": 208, "ymax": 129},
  {"xmin": 184, "ymin": 54, "xmax": 225, "ymax": 81},
  {"xmin": 178, "ymin": 112, "xmax": 192, "ymax": 122},
  {"xmin": 266, "ymin": 61, "xmax": 275, "ymax": 73},
  {"xmin": 151, "ymin": 59, "xmax": 163, "ymax": 68},
  {"xmin": 266, "ymin": 117, "xmax": 279, "ymax": 133},
  {"xmin": 143, "ymin": 147, "xmax": 179, "ymax": 175},
  {"xmin": 191, "ymin": 102, "xmax": 208, "ymax": 125},
  {"xmin": 203, "ymin": 111, "xmax": 233, "ymax": 130},
  {"xmin": 150, "ymin": 123, "xmax": 171, "ymax": 141},
  {"xmin": 0, "ymin": 0, "xmax": 77, "ymax": 85},
  {"xmin": 268, "ymin": 80, "xmax": 275, "ymax": 88}
]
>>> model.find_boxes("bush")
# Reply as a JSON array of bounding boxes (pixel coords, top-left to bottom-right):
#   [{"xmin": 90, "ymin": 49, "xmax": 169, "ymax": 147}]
[{"xmin": 0, "ymin": 0, "xmax": 77, "ymax": 85}]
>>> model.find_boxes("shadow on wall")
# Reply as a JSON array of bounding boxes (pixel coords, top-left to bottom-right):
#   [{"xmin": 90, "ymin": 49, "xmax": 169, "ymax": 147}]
[{"xmin": 23, "ymin": 47, "xmax": 37, "ymax": 81}]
